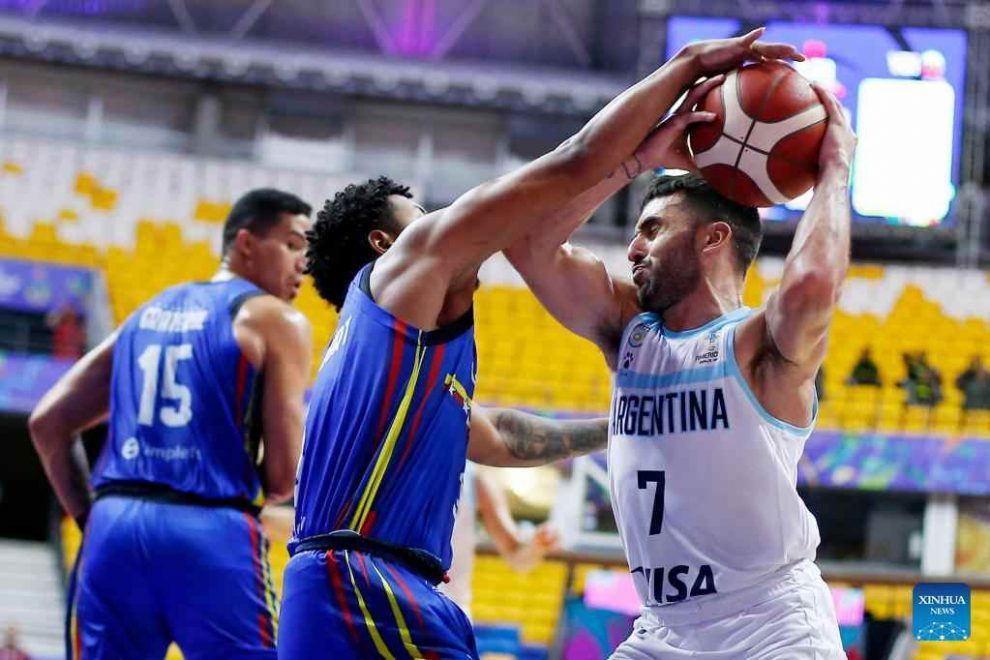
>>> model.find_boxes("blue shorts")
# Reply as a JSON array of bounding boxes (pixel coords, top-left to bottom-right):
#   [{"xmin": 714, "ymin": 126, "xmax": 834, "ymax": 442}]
[
  {"xmin": 67, "ymin": 495, "xmax": 277, "ymax": 660},
  {"xmin": 278, "ymin": 549, "xmax": 478, "ymax": 659}
]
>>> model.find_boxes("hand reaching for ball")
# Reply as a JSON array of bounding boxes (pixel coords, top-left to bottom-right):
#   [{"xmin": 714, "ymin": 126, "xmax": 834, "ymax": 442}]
[
  {"xmin": 811, "ymin": 82, "xmax": 857, "ymax": 177},
  {"xmin": 679, "ymin": 27, "xmax": 805, "ymax": 78},
  {"xmin": 634, "ymin": 75, "xmax": 724, "ymax": 173}
]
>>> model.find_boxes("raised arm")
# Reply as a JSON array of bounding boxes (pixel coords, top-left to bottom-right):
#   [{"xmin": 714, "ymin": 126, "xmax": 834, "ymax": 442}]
[
  {"xmin": 467, "ymin": 406, "xmax": 608, "ymax": 468},
  {"xmin": 373, "ymin": 29, "xmax": 801, "ymax": 330},
  {"xmin": 28, "ymin": 332, "xmax": 116, "ymax": 529},
  {"xmin": 735, "ymin": 84, "xmax": 857, "ymax": 423},
  {"xmin": 504, "ymin": 76, "xmax": 726, "ymax": 362}
]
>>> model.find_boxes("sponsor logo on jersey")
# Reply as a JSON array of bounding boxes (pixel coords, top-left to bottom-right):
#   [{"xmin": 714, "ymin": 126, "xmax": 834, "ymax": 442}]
[
  {"xmin": 631, "ymin": 564, "xmax": 718, "ymax": 605},
  {"xmin": 121, "ymin": 437, "xmax": 140, "ymax": 460},
  {"xmin": 121, "ymin": 438, "xmax": 201, "ymax": 462},
  {"xmin": 694, "ymin": 329, "xmax": 720, "ymax": 364},
  {"xmin": 612, "ymin": 387, "xmax": 729, "ymax": 436}
]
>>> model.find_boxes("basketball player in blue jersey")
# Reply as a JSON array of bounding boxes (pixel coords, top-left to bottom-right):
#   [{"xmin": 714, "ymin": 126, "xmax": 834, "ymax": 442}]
[
  {"xmin": 280, "ymin": 30, "xmax": 802, "ymax": 659},
  {"xmin": 29, "ymin": 189, "xmax": 314, "ymax": 659},
  {"xmin": 505, "ymin": 53, "xmax": 857, "ymax": 660}
]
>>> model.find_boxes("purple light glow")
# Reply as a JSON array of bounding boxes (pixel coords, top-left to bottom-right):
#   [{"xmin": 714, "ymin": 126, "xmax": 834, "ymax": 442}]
[{"xmin": 395, "ymin": 0, "xmax": 439, "ymax": 58}]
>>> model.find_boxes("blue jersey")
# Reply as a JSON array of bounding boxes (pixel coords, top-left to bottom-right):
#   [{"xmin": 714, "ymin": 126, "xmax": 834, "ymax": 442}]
[
  {"xmin": 292, "ymin": 264, "xmax": 476, "ymax": 570},
  {"xmin": 92, "ymin": 278, "xmax": 267, "ymax": 507}
]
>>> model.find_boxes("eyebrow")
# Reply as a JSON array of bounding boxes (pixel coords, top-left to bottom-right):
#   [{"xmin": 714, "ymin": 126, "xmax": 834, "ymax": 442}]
[
  {"xmin": 289, "ymin": 229, "xmax": 308, "ymax": 240},
  {"xmin": 635, "ymin": 215, "xmax": 663, "ymax": 233}
]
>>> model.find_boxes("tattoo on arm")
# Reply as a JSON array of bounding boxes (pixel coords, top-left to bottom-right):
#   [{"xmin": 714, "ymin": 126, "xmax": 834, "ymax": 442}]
[
  {"xmin": 607, "ymin": 153, "xmax": 644, "ymax": 181},
  {"xmin": 493, "ymin": 409, "xmax": 609, "ymax": 462}
]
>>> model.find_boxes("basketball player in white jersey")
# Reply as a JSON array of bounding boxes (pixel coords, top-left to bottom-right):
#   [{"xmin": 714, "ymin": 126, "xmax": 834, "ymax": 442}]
[{"xmin": 504, "ymin": 54, "xmax": 856, "ymax": 657}]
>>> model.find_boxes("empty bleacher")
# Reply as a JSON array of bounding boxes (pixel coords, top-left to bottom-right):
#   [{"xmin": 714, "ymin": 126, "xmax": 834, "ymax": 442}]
[{"xmin": 4, "ymin": 135, "xmax": 990, "ymax": 438}]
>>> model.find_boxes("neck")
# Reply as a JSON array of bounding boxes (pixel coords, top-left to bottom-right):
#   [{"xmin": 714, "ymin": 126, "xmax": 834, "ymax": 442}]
[
  {"xmin": 214, "ymin": 260, "xmax": 250, "ymax": 285},
  {"xmin": 661, "ymin": 273, "xmax": 743, "ymax": 332}
]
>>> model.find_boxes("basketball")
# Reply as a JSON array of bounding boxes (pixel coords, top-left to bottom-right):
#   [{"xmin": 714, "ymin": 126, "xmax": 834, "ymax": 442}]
[{"xmin": 689, "ymin": 60, "xmax": 828, "ymax": 208}]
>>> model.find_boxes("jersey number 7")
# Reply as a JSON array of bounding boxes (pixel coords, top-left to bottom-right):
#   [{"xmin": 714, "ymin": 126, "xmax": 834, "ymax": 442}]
[{"xmin": 637, "ymin": 470, "xmax": 665, "ymax": 535}]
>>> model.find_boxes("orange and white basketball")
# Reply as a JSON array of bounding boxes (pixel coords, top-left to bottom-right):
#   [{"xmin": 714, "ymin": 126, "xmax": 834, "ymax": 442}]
[{"xmin": 688, "ymin": 61, "xmax": 827, "ymax": 208}]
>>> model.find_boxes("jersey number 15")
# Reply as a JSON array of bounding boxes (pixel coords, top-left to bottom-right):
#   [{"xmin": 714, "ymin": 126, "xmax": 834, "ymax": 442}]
[{"xmin": 137, "ymin": 343, "xmax": 194, "ymax": 427}]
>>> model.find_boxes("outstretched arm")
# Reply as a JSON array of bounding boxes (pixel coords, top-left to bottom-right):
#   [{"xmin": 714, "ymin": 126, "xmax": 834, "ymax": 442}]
[
  {"xmin": 467, "ymin": 406, "xmax": 608, "ymax": 468},
  {"xmin": 28, "ymin": 332, "xmax": 116, "ymax": 529},
  {"xmin": 504, "ymin": 76, "xmax": 726, "ymax": 363},
  {"xmin": 373, "ymin": 29, "xmax": 802, "ymax": 330}
]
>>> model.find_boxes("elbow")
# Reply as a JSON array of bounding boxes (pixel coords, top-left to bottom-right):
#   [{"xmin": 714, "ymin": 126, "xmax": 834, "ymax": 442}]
[{"xmin": 28, "ymin": 406, "xmax": 59, "ymax": 448}]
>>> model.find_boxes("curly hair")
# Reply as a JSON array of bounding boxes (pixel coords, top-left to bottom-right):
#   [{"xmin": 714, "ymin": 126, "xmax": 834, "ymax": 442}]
[{"xmin": 306, "ymin": 176, "xmax": 413, "ymax": 310}]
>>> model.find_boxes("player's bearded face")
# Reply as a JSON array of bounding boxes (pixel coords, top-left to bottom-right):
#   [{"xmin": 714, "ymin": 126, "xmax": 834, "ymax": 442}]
[{"xmin": 635, "ymin": 228, "xmax": 701, "ymax": 313}]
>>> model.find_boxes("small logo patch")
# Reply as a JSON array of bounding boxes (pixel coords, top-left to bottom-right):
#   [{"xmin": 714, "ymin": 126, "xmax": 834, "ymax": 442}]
[
  {"xmin": 695, "ymin": 329, "xmax": 721, "ymax": 364},
  {"xmin": 628, "ymin": 324, "xmax": 648, "ymax": 348},
  {"xmin": 121, "ymin": 437, "xmax": 140, "ymax": 460},
  {"xmin": 913, "ymin": 582, "xmax": 970, "ymax": 641}
]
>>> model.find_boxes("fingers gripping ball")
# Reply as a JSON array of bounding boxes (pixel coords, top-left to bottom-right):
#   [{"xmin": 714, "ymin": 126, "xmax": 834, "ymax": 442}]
[{"xmin": 688, "ymin": 61, "xmax": 827, "ymax": 207}]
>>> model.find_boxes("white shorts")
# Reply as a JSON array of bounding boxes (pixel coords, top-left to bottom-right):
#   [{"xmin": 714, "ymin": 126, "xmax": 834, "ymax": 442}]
[{"xmin": 611, "ymin": 561, "xmax": 845, "ymax": 659}]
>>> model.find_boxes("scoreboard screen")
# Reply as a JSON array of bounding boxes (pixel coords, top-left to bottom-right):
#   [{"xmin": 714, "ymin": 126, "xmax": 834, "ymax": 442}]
[{"xmin": 666, "ymin": 17, "xmax": 967, "ymax": 227}]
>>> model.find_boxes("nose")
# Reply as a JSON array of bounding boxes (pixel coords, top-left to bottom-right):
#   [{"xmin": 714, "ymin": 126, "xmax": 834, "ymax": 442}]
[
  {"xmin": 627, "ymin": 235, "xmax": 646, "ymax": 263},
  {"xmin": 294, "ymin": 252, "xmax": 307, "ymax": 274}
]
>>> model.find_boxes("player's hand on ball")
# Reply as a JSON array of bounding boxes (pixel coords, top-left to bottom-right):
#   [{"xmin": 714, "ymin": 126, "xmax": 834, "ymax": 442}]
[
  {"xmin": 635, "ymin": 75, "xmax": 723, "ymax": 172},
  {"xmin": 811, "ymin": 82, "xmax": 857, "ymax": 176},
  {"xmin": 680, "ymin": 27, "xmax": 805, "ymax": 77}
]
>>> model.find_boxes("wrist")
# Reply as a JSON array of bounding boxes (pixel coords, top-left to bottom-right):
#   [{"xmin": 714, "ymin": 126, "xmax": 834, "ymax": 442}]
[{"xmin": 671, "ymin": 45, "xmax": 701, "ymax": 79}]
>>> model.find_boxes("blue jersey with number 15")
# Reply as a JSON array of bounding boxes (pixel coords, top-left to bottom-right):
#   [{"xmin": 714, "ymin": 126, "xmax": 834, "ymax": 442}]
[{"xmin": 91, "ymin": 278, "xmax": 268, "ymax": 507}]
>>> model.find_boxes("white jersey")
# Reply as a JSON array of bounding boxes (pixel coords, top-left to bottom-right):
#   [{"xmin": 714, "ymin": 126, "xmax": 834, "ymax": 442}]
[{"xmin": 608, "ymin": 308, "xmax": 821, "ymax": 611}]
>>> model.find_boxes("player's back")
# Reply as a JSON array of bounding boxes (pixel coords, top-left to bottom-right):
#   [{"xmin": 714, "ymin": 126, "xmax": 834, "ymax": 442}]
[
  {"xmin": 92, "ymin": 277, "xmax": 267, "ymax": 507},
  {"xmin": 292, "ymin": 263, "xmax": 476, "ymax": 570}
]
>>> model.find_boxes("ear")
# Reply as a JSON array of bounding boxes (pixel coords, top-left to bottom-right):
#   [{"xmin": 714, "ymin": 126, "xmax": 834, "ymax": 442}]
[
  {"xmin": 368, "ymin": 229, "xmax": 396, "ymax": 255},
  {"xmin": 700, "ymin": 221, "xmax": 732, "ymax": 254},
  {"xmin": 233, "ymin": 228, "xmax": 255, "ymax": 260}
]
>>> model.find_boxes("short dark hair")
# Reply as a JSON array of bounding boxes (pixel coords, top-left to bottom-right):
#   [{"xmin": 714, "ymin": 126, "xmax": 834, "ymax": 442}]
[
  {"xmin": 222, "ymin": 188, "xmax": 312, "ymax": 255},
  {"xmin": 641, "ymin": 174, "xmax": 762, "ymax": 274},
  {"xmin": 306, "ymin": 176, "xmax": 412, "ymax": 311}
]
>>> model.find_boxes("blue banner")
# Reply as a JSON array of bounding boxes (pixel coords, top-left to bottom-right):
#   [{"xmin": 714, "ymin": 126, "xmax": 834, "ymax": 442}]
[
  {"xmin": 800, "ymin": 431, "xmax": 990, "ymax": 496},
  {"xmin": 0, "ymin": 351, "xmax": 75, "ymax": 414},
  {"xmin": 0, "ymin": 258, "xmax": 94, "ymax": 314}
]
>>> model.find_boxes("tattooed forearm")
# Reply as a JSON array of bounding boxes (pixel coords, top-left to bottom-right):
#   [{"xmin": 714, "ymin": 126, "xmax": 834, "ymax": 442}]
[{"xmin": 492, "ymin": 408, "xmax": 609, "ymax": 462}]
